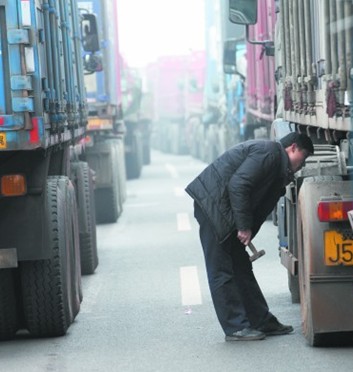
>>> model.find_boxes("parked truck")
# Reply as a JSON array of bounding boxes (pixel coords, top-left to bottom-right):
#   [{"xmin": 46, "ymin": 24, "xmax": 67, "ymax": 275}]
[
  {"xmin": 224, "ymin": 0, "xmax": 275, "ymax": 142},
  {"xmin": 0, "ymin": 0, "xmax": 99, "ymax": 339},
  {"xmin": 223, "ymin": 37, "xmax": 247, "ymax": 141},
  {"xmin": 229, "ymin": 0, "xmax": 353, "ymax": 346},
  {"xmin": 120, "ymin": 59, "xmax": 145, "ymax": 178},
  {"xmin": 184, "ymin": 51, "xmax": 207, "ymax": 160},
  {"xmin": 145, "ymin": 51, "xmax": 205, "ymax": 156},
  {"xmin": 78, "ymin": 0, "xmax": 134, "ymax": 223},
  {"xmin": 190, "ymin": 0, "xmax": 246, "ymax": 164}
]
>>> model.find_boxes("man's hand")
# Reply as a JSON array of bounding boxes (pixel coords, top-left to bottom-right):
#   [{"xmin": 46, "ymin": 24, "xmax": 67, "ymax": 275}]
[{"xmin": 237, "ymin": 229, "xmax": 252, "ymax": 246}]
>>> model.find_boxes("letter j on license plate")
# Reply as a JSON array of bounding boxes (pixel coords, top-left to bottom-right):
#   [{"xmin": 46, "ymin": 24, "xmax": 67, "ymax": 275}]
[{"xmin": 324, "ymin": 230, "xmax": 353, "ymax": 266}]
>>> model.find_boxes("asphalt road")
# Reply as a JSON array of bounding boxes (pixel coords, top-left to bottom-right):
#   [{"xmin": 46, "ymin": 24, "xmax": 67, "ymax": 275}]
[{"xmin": 1, "ymin": 150, "xmax": 353, "ymax": 371}]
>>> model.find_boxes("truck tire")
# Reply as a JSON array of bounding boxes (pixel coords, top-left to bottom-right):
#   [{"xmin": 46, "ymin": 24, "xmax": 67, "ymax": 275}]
[
  {"xmin": 95, "ymin": 140, "xmax": 122, "ymax": 223},
  {"xmin": 95, "ymin": 187, "xmax": 118, "ymax": 223},
  {"xmin": 143, "ymin": 142, "xmax": 151, "ymax": 165},
  {"xmin": 66, "ymin": 178, "xmax": 83, "ymax": 315},
  {"xmin": 113, "ymin": 139, "xmax": 125, "ymax": 212},
  {"xmin": 126, "ymin": 133, "xmax": 143, "ymax": 179},
  {"xmin": 20, "ymin": 177, "xmax": 79, "ymax": 337},
  {"xmin": 0, "ymin": 269, "xmax": 18, "ymax": 340},
  {"xmin": 72, "ymin": 162, "xmax": 98, "ymax": 275},
  {"xmin": 126, "ymin": 154, "xmax": 140, "ymax": 179},
  {"xmin": 115, "ymin": 139, "xmax": 127, "ymax": 204}
]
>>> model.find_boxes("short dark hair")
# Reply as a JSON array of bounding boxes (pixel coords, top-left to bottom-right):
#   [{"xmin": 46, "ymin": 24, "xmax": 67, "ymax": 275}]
[{"xmin": 280, "ymin": 132, "xmax": 314, "ymax": 155}]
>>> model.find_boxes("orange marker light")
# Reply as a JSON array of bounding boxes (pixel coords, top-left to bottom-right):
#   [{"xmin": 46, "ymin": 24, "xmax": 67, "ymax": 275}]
[
  {"xmin": 317, "ymin": 200, "xmax": 353, "ymax": 222},
  {"xmin": 1, "ymin": 175, "xmax": 27, "ymax": 197}
]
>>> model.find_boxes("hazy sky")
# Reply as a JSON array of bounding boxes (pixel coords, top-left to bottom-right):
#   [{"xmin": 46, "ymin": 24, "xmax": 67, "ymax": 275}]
[{"xmin": 117, "ymin": 0, "xmax": 205, "ymax": 67}]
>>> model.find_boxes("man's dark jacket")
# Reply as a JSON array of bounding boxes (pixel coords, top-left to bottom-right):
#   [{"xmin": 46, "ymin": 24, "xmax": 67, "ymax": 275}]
[{"xmin": 185, "ymin": 140, "xmax": 292, "ymax": 243}]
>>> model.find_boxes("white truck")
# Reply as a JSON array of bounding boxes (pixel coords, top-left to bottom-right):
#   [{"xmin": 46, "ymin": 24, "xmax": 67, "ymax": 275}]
[{"xmin": 229, "ymin": 0, "xmax": 353, "ymax": 346}]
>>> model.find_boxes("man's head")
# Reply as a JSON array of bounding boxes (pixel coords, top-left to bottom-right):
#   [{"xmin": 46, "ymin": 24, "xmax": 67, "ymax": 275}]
[{"xmin": 280, "ymin": 132, "xmax": 314, "ymax": 172}]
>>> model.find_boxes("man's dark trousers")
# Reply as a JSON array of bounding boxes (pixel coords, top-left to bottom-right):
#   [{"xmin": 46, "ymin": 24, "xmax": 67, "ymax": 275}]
[{"xmin": 194, "ymin": 202, "xmax": 271, "ymax": 335}]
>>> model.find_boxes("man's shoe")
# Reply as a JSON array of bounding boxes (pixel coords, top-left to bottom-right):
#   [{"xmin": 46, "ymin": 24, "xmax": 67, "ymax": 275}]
[
  {"xmin": 256, "ymin": 316, "xmax": 293, "ymax": 336},
  {"xmin": 225, "ymin": 327, "xmax": 266, "ymax": 341}
]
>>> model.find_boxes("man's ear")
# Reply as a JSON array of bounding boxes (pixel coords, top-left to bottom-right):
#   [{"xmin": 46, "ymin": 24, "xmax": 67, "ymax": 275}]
[{"xmin": 290, "ymin": 143, "xmax": 297, "ymax": 152}]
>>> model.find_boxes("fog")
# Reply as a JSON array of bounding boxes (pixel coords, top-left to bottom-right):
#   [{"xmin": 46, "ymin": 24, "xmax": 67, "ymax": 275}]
[{"xmin": 117, "ymin": 0, "xmax": 205, "ymax": 67}]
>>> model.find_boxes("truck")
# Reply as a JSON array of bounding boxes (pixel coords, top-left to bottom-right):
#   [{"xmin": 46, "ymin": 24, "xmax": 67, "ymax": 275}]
[
  {"xmin": 0, "ymin": 0, "xmax": 99, "ymax": 339},
  {"xmin": 223, "ymin": 0, "xmax": 275, "ymax": 142},
  {"xmin": 223, "ymin": 38, "xmax": 247, "ymax": 141},
  {"xmin": 229, "ymin": 0, "xmax": 353, "ymax": 346},
  {"xmin": 182, "ymin": 51, "xmax": 206, "ymax": 159},
  {"xmin": 78, "ymin": 0, "xmax": 126, "ymax": 224},
  {"xmin": 189, "ymin": 0, "xmax": 246, "ymax": 164},
  {"xmin": 120, "ymin": 59, "xmax": 145, "ymax": 178},
  {"xmin": 146, "ymin": 50, "xmax": 205, "ymax": 155}
]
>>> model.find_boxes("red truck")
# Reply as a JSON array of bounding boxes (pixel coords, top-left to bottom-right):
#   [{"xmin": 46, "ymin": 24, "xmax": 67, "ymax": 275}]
[{"xmin": 146, "ymin": 51, "xmax": 206, "ymax": 155}]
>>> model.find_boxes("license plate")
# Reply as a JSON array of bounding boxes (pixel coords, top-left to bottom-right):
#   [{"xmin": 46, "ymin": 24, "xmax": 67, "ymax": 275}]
[
  {"xmin": 324, "ymin": 230, "xmax": 353, "ymax": 266},
  {"xmin": 0, "ymin": 132, "xmax": 7, "ymax": 149},
  {"xmin": 87, "ymin": 118, "xmax": 112, "ymax": 130}
]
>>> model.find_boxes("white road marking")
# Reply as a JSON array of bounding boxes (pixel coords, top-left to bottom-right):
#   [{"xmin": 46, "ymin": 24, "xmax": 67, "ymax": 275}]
[
  {"xmin": 165, "ymin": 163, "xmax": 179, "ymax": 179},
  {"xmin": 177, "ymin": 212, "xmax": 191, "ymax": 231},
  {"xmin": 180, "ymin": 266, "xmax": 202, "ymax": 306},
  {"xmin": 174, "ymin": 187, "xmax": 186, "ymax": 197}
]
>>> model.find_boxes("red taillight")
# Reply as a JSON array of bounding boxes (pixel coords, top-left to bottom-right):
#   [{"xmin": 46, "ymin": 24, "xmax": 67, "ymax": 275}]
[
  {"xmin": 0, "ymin": 117, "xmax": 4, "ymax": 125},
  {"xmin": 317, "ymin": 200, "xmax": 353, "ymax": 222},
  {"xmin": 82, "ymin": 135, "xmax": 93, "ymax": 146},
  {"xmin": 29, "ymin": 117, "xmax": 39, "ymax": 143}
]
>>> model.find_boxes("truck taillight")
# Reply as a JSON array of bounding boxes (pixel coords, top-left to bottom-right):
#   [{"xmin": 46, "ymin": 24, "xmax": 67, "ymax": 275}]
[
  {"xmin": 82, "ymin": 135, "xmax": 93, "ymax": 146},
  {"xmin": 1, "ymin": 175, "xmax": 27, "ymax": 197},
  {"xmin": 317, "ymin": 200, "xmax": 353, "ymax": 222},
  {"xmin": 0, "ymin": 117, "xmax": 4, "ymax": 125}
]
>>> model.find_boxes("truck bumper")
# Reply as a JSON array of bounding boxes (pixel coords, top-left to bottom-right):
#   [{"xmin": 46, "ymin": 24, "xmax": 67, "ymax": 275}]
[{"xmin": 311, "ymin": 276, "xmax": 353, "ymax": 332}]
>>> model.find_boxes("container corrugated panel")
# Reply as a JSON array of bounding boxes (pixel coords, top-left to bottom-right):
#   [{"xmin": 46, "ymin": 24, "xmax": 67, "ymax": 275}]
[
  {"xmin": 0, "ymin": 0, "xmax": 87, "ymax": 151},
  {"xmin": 280, "ymin": 0, "xmax": 351, "ymax": 131}
]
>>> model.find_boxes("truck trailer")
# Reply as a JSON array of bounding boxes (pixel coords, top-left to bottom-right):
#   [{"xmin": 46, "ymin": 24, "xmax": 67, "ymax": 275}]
[
  {"xmin": 229, "ymin": 0, "xmax": 353, "ymax": 346},
  {"xmin": 78, "ymin": 0, "xmax": 130, "ymax": 223},
  {"xmin": 0, "ymin": 0, "xmax": 99, "ymax": 339}
]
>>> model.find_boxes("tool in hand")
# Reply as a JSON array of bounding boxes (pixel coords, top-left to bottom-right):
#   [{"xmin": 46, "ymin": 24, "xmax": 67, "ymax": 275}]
[{"xmin": 247, "ymin": 242, "xmax": 266, "ymax": 262}]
